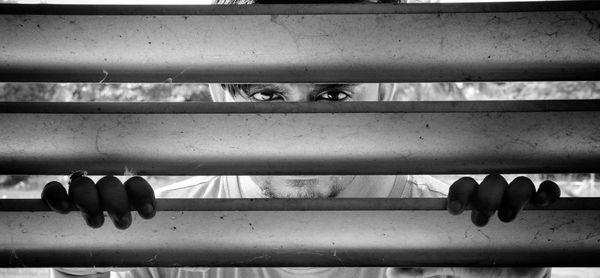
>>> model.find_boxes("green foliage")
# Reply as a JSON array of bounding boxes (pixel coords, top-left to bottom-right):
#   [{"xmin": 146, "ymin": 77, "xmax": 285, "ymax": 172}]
[
  {"xmin": 0, "ymin": 83, "xmax": 212, "ymax": 102},
  {"xmin": 392, "ymin": 82, "xmax": 600, "ymax": 101},
  {"xmin": 2, "ymin": 82, "xmax": 599, "ymax": 102}
]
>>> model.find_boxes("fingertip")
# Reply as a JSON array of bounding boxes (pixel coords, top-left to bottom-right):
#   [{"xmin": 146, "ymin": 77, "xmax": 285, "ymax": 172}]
[
  {"xmin": 41, "ymin": 181, "xmax": 71, "ymax": 214},
  {"xmin": 475, "ymin": 174, "xmax": 508, "ymax": 213},
  {"xmin": 448, "ymin": 177, "xmax": 477, "ymax": 215},
  {"xmin": 499, "ymin": 176, "xmax": 535, "ymax": 222},
  {"xmin": 533, "ymin": 191, "xmax": 548, "ymax": 206},
  {"xmin": 447, "ymin": 200, "xmax": 463, "ymax": 215},
  {"xmin": 139, "ymin": 203, "xmax": 156, "ymax": 219},
  {"xmin": 97, "ymin": 176, "xmax": 134, "ymax": 229},
  {"xmin": 471, "ymin": 209, "xmax": 490, "ymax": 227},
  {"xmin": 125, "ymin": 176, "xmax": 156, "ymax": 219},
  {"xmin": 497, "ymin": 206, "xmax": 516, "ymax": 223},
  {"xmin": 57, "ymin": 200, "xmax": 72, "ymax": 214},
  {"xmin": 85, "ymin": 213, "xmax": 105, "ymax": 229},
  {"xmin": 533, "ymin": 180, "xmax": 561, "ymax": 207},
  {"xmin": 114, "ymin": 214, "xmax": 132, "ymax": 230},
  {"xmin": 69, "ymin": 175, "xmax": 102, "ymax": 218},
  {"xmin": 541, "ymin": 180, "xmax": 561, "ymax": 197}
]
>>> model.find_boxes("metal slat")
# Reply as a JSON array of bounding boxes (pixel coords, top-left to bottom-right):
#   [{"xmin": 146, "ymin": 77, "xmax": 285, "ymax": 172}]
[
  {"xmin": 1, "ymin": 101, "xmax": 599, "ymax": 175},
  {"xmin": 0, "ymin": 2, "xmax": 599, "ymax": 82},
  {"xmin": 3, "ymin": 198, "xmax": 600, "ymax": 211},
  {"xmin": 1, "ymin": 198, "xmax": 600, "ymax": 267},
  {"xmin": 3, "ymin": 2, "xmax": 600, "ymax": 15}
]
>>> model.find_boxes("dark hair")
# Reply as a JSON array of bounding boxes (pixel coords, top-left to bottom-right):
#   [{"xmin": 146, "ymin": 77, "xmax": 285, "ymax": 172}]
[
  {"xmin": 216, "ymin": 0, "xmax": 255, "ymax": 4},
  {"xmin": 217, "ymin": 0, "xmax": 390, "ymax": 95}
]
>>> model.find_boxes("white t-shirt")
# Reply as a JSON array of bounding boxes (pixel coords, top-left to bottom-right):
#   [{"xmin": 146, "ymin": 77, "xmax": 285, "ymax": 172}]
[
  {"xmin": 154, "ymin": 175, "xmax": 448, "ymax": 199},
  {"xmin": 105, "ymin": 175, "xmax": 449, "ymax": 278}
]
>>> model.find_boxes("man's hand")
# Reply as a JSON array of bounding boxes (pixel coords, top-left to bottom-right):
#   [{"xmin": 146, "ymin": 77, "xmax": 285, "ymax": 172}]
[
  {"xmin": 41, "ymin": 172, "xmax": 156, "ymax": 229},
  {"xmin": 447, "ymin": 174, "xmax": 560, "ymax": 227}
]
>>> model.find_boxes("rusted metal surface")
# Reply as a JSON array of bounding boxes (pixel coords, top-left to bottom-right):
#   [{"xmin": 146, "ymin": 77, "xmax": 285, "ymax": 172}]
[
  {"xmin": 1, "ymin": 201, "xmax": 600, "ymax": 267},
  {"xmin": 0, "ymin": 2, "xmax": 599, "ymax": 82},
  {"xmin": 1, "ymin": 101, "xmax": 599, "ymax": 175}
]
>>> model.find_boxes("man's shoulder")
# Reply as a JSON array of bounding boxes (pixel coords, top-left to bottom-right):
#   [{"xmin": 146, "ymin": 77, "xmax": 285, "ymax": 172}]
[{"xmin": 155, "ymin": 176, "xmax": 223, "ymax": 198}]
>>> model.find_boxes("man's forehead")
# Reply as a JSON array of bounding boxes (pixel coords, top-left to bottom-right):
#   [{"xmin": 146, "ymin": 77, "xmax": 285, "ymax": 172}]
[{"xmin": 245, "ymin": 83, "xmax": 362, "ymax": 92}]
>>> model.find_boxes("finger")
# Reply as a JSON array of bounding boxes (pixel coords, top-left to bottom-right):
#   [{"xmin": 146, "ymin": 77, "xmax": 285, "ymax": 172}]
[
  {"xmin": 532, "ymin": 180, "xmax": 561, "ymax": 207},
  {"xmin": 97, "ymin": 175, "xmax": 132, "ymax": 230},
  {"xmin": 471, "ymin": 174, "xmax": 508, "ymax": 227},
  {"xmin": 41, "ymin": 181, "xmax": 71, "ymax": 214},
  {"xmin": 447, "ymin": 177, "xmax": 478, "ymax": 215},
  {"xmin": 498, "ymin": 176, "xmax": 535, "ymax": 223},
  {"xmin": 68, "ymin": 174, "xmax": 104, "ymax": 228},
  {"xmin": 124, "ymin": 176, "xmax": 156, "ymax": 219}
]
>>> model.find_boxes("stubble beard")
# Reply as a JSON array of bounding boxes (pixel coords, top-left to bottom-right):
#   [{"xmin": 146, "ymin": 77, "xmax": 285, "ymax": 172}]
[{"xmin": 259, "ymin": 178, "xmax": 345, "ymax": 198}]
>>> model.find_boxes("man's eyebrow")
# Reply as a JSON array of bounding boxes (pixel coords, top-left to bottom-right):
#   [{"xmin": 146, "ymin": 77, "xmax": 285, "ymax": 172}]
[
  {"xmin": 243, "ymin": 84, "xmax": 360, "ymax": 95},
  {"xmin": 245, "ymin": 84, "xmax": 286, "ymax": 94},
  {"xmin": 313, "ymin": 84, "xmax": 360, "ymax": 92}
]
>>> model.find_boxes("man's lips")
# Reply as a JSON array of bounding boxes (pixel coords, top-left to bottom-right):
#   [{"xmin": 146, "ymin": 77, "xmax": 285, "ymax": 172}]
[{"xmin": 285, "ymin": 178, "xmax": 319, "ymax": 188}]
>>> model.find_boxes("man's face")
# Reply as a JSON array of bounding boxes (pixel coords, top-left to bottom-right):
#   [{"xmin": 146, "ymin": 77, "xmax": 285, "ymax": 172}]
[
  {"xmin": 228, "ymin": 83, "xmax": 380, "ymax": 198},
  {"xmin": 230, "ymin": 83, "xmax": 379, "ymax": 102}
]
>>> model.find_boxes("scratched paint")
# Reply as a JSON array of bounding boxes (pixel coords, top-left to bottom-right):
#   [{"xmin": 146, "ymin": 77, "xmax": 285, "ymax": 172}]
[
  {"xmin": 1, "ymin": 210, "xmax": 600, "ymax": 267},
  {"xmin": 0, "ymin": 7, "xmax": 598, "ymax": 82}
]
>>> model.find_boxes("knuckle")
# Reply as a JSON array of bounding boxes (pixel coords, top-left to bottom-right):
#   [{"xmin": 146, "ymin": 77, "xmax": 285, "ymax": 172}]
[
  {"xmin": 125, "ymin": 177, "xmax": 154, "ymax": 196},
  {"xmin": 452, "ymin": 177, "xmax": 477, "ymax": 188},
  {"xmin": 97, "ymin": 175, "xmax": 123, "ymax": 189},
  {"xmin": 41, "ymin": 181, "xmax": 64, "ymax": 199},
  {"xmin": 513, "ymin": 176, "xmax": 532, "ymax": 183},
  {"xmin": 449, "ymin": 177, "xmax": 478, "ymax": 200},
  {"xmin": 482, "ymin": 174, "xmax": 508, "ymax": 187},
  {"xmin": 125, "ymin": 177, "xmax": 156, "ymax": 211}
]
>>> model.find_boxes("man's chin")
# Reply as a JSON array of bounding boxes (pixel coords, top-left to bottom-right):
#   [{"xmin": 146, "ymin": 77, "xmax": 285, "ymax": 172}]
[
  {"xmin": 251, "ymin": 176, "xmax": 346, "ymax": 198},
  {"xmin": 285, "ymin": 178, "xmax": 319, "ymax": 188}
]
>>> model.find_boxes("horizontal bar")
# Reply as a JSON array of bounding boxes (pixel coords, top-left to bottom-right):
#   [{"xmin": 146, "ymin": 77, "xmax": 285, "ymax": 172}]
[
  {"xmin": 1, "ymin": 3, "xmax": 599, "ymax": 82},
  {"xmin": 3, "ymin": 100, "xmax": 600, "ymax": 113},
  {"xmin": 3, "ymin": 198, "xmax": 600, "ymax": 211},
  {"xmin": 2, "ymin": 202, "xmax": 600, "ymax": 267},
  {"xmin": 3, "ymin": 2, "xmax": 600, "ymax": 15},
  {"xmin": 2, "ymin": 101, "xmax": 599, "ymax": 175}
]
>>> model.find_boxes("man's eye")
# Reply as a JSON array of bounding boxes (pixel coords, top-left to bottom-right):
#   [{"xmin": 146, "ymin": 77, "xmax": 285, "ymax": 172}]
[
  {"xmin": 250, "ymin": 92, "xmax": 283, "ymax": 101},
  {"xmin": 316, "ymin": 90, "xmax": 350, "ymax": 101}
]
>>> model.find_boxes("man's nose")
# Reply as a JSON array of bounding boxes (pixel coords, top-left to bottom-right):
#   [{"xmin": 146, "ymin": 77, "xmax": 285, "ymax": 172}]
[{"xmin": 285, "ymin": 93, "xmax": 314, "ymax": 102}]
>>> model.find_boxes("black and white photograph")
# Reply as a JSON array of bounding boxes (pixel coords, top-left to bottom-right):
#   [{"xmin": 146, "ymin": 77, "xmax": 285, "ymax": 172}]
[{"xmin": 1, "ymin": 0, "xmax": 599, "ymax": 277}]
